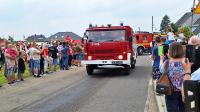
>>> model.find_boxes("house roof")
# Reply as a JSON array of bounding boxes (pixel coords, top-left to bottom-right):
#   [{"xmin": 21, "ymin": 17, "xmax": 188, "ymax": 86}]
[
  {"xmin": 176, "ymin": 13, "xmax": 200, "ymax": 27},
  {"xmin": 26, "ymin": 34, "xmax": 47, "ymax": 42},
  {"xmin": 194, "ymin": 26, "xmax": 200, "ymax": 34},
  {"xmin": 47, "ymin": 32, "xmax": 82, "ymax": 41},
  {"xmin": 176, "ymin": 12, "xmax": 200, "ymax": 34},
  {"xmin": 176, "ymin": 12, "xmax": 192, "ymax": 27}
]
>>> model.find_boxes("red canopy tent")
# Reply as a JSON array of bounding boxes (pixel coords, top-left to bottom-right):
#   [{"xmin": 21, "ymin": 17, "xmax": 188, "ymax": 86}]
[
  {"xmin": 65, "ymin": 35, "xmax": 82, "ymax": 44},
  {"xmin": 73, "ymin": 40, "xmax": 82, "ymax": 44}
]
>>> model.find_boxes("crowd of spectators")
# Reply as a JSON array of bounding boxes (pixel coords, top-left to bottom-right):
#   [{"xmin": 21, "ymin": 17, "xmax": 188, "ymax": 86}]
[
  {"xmin": 0, "ymin": 40, "xmax": 84, "ymax": 86},
  {"xmin": 151, "ymin": 29, "xmax": 200, "ymax": 112}
]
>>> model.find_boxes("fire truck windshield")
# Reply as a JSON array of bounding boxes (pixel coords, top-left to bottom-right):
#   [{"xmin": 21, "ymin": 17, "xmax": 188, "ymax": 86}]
[{"xmin": 86, "ymin": 30, "xmax": 125, "ymax": 42}]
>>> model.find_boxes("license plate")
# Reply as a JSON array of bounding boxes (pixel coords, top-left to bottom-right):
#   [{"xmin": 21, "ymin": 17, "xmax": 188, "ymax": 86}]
[{"xmin": 112, "ymin": 61, "xmax": 123, "ymax": 64}]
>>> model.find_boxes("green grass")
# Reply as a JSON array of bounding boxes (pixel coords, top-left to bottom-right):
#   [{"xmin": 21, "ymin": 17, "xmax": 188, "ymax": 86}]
[
  {"xmin": 0, "ymin": 64, "xmax": 31, "ymax": 85},
  {"xmin": 0, "ymin": 63, "xmax": 60, "ymax": 85}
]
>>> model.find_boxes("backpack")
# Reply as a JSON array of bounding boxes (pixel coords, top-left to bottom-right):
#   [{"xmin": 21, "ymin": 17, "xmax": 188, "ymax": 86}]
[{"xmin": 156, "ymin": 60, "xmax": 174, "ymax": 95}]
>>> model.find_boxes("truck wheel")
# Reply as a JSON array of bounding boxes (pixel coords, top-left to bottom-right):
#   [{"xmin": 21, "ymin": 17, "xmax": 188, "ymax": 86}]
[
  {"xmin": 124, "ymin": 65, "xmax": 131, "ymax": 75},
  {"xmin": 137, "ymin": 47, "xmax": 144, "ymax": 55},
  {"xmin": 124, "ymin": 68, "xmax": 131, "ymax": 75},
  {"xmin": 86, "ymin": 65, "xmax": 94, "ymax": 76}
]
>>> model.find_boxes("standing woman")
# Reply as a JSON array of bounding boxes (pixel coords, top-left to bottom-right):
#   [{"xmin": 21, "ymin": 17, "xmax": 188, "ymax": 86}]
[
  {"xmin": 5, "ymin": 44, "xmax": 18, "ymax": 84},
  {"xmin": 161, "ymin": 42, "xmax": 185, "ymax": 112},
  {"xmin": 75, "ymin": 43, "xmax": 82, "ymax": 67},
  {"xmin": 28, "ymin": 43, "xmax": 41, "ymax": 77},
  {"xmin": 16, "ymin": 45, "xmax": 26, "ymax": 81}
]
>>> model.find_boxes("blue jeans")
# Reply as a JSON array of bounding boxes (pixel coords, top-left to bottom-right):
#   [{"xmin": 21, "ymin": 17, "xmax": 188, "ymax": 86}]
[
  {"xmin": 76, "ymin": 53, "xmax": 83, "ymax": 61},
  {"xmin": 165, "ymin": 91, "xmax": 185, "ymax": 112},
  {"xmin": 33, "ymin": 60, "xmax": 40, "ymax": 69},
  {"xmin": 29, "ymin": 59, "xmax": 34, "ymax": 74},
  {"xmin": 62, "ymin": 56, "xmax": 68, "ymax": 69}
]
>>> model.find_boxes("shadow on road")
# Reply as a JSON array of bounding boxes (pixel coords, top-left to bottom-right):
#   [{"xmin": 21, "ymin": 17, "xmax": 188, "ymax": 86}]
[
  {"xmin": 87, "ymin": 65, "xmax": 152, "ymax": 80},
  {"xmin": 90, "ymin": 68, "xmax": 132, "ymax": 78}
]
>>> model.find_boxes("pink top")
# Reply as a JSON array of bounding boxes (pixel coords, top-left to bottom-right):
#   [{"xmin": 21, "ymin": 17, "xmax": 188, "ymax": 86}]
[{"xmin": 6, "ymin": 48, "xmax": 17, "ymax": 59}]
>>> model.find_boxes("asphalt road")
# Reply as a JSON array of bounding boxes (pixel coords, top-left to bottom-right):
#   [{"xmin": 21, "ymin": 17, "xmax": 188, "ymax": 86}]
[{"xmin": 0, "ymin": 55, "xmax": 152, "ymax": 112}]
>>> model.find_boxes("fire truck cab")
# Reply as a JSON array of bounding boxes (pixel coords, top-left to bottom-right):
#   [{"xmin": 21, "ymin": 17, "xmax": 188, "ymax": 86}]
[{"xmin": 82, "ymin": 25, "xmax": 137, "ymax": 75}]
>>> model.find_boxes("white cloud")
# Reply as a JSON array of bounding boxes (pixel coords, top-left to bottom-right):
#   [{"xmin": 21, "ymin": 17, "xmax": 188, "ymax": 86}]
[{"xmin": 0, "ymin": 0, "xmax": 195, "ymax": 40}]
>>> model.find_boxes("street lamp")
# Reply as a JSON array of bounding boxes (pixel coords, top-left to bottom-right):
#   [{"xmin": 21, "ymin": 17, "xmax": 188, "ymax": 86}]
[{"xmin": 191, "ymin": 0, "xmax": 196, "ymax": 29}]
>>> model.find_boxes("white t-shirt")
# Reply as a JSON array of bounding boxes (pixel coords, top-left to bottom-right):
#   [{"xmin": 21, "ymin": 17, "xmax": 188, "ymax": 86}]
[
  {"xmin": 167, "ymin": 32, "xmax": 175, "ymax": 41},
  {"xmin": 178, "ymin": 33, "xmax": 185, "ymax": 39},
  {"xmin": 28, "ymin": 47, "xmax": 40, "ymax": 60}
]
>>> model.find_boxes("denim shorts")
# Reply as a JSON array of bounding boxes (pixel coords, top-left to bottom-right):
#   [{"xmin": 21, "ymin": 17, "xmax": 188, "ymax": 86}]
[
  {"xmin": 29, "ymin": 59, "xmax": 34, "ymax": 71},
  {"xmin": 76, "ymin": 54, "xmax": 83, "ymax": 61},
  {"xmin": 52, "ymin": 58, "xmax": 57, "ymax": 66},
  {"xmin": 33, "ymin": 60, "xmax": 40, "ymax": 69},
  {"xmin": 7, "ymin": 67, "xmax": 15, "ymax": 76}
]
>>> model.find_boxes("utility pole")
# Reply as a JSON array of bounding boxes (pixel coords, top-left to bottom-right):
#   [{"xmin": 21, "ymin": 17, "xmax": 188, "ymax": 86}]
[
  {"xmin": 138, "ymin": 27, "xmax": 141, "ymax": 33},
  {"xmin": 191, "ymin": 0, "xmax": 196, "ymax": 29},
  {"xmin": 152, "ymin": 16, "xmax": 154, "ymax": 33}
]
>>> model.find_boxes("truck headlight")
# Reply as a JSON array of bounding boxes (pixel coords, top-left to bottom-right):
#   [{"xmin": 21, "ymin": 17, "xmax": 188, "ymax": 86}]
[
  {"xmin": 88, "ymin": 56, "xmax": 92, "ymax": 60},
  {"xmin": 118, "ymin": 55, "xmax": 123, "ymax": 60}
]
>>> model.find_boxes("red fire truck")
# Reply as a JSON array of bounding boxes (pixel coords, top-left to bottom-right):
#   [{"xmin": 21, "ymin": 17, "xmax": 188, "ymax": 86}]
[
  {"xmin": 134, "ymin": 32, "xmax": 153, "ymax": 55},
  {"xmin": 82, "ymin": 25, "xmax": 137, "ymax": 75},
  {"xmin": 134, "ymin": 32, "xmax": 168, "ymax": 55}
]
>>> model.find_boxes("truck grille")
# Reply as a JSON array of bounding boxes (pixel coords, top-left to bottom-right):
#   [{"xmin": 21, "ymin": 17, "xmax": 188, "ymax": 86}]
[
  {"xmin": 95, "ymin": 50, "xmax": 115, "ymax": 54},
  {"xmin": 96, "ymin": 56, "xmax": 115, "ymax": 60}
]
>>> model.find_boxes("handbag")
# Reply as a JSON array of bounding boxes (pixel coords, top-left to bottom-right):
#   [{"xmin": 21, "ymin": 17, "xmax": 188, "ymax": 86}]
[{"xmin": 156, "ymin": 60, "xmax": 173, "ymax": 95}]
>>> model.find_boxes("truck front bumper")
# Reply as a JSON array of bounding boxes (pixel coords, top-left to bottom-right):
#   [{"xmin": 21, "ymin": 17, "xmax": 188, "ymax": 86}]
[
  {"xmin": 82, "ymin": 53, "xmax": 132, "ymax": 65},
  {"xmin": 82, "ymin": 60, "xmax": 131, "ymax": 65}
]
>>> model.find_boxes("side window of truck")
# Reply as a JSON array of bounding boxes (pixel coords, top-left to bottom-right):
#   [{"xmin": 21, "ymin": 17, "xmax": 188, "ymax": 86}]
[
  {"xmin": 143, "ymin": 35, "xmax": 147, "ymax": 41},
  {"xmin": 136, "ymin": 35, "xmax": 139, "ymax": 41}
]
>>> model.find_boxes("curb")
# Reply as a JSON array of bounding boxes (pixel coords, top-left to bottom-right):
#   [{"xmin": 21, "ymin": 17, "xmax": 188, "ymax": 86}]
[
  {"xmin": 153, "ymin": 80, "xmax": 167, "ymax": 112},
  {"xmin": 144, "ymin": 78, "xmax": 158, "ymax": 112}
]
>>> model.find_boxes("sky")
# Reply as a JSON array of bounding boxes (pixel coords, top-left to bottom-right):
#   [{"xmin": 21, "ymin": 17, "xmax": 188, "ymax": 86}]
[{"xmin": 0, "ymin": 0, "xmax": 197, "ymax": 40}]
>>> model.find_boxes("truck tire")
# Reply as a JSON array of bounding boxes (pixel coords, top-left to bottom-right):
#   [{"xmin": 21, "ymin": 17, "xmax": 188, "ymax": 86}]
[
  {"xmin": 124, "ymin": 68, "xmax": 131, "ymax": 75},
  {"xmin": 86, "ymin": 65, "xmax": 94, "ymax": 76},
  {"xmin": 137, "ymin": 47, "xmax": 144, "ymax": 55},
  {"xmin": 124, "ymin": 65, "xmax": 131, "ymax": 75}
]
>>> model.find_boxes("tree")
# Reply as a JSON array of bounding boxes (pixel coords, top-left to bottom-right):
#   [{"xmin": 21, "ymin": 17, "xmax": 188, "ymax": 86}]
[
  {"xmin": 171, "ymin": 23, "xmax": 178, "ymax": 34},
  {"xmin": 179, "ymin": 25, "xmax": 193, "ymax": 40},
  {"xmin": 160, "ymin": 15, "xmax": 171, "ymax": 33},
  {"xmin": 8, "ymin": 36, "xmax": 14, "ymax": 43}
]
